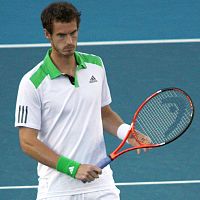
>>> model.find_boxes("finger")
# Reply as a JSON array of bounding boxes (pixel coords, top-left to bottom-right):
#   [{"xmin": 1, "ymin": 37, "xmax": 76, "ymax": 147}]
[
  {"xmin": 83, "ymin": 166, "xmax": 102, "ymax": 182},
  {"xmin": 143, "ymin": 148, "xmax": 147, "ymax": 152},
  {"xmin": 93, "ymin": 167, "xmax": 102, "ymax": 175},
  {"xmin": 136, "ymin": 149, "xmax": 141, "ymax": 154},
  {"xmin": 89, "ymin": 170, "xmax": 100, "ymax": 179},
  {"xmin": 82, "ymin": 174, "xmax": 95, "ymax": 183},
  {"xmin": 128, "ymin": 137, "xmax": 139, "ymax": 146},
  {"xmin": 87, "ymin": 174, "xmax": 96, "ymax": 182}
]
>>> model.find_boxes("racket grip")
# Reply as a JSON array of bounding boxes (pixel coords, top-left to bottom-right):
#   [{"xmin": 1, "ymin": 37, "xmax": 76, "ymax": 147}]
[{"xmin": 96, "ymin": 156, "xmax": 112, "ymax": 169}]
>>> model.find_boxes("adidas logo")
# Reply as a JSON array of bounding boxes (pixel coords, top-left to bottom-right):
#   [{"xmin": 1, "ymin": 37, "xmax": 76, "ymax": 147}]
[
  {"xmin": 89, "ymin": 75, "xmax": 97, "ymax": 83},
  {"xmin": 69, "ymin": 166, "xmax": 74, "ymax": 174}
]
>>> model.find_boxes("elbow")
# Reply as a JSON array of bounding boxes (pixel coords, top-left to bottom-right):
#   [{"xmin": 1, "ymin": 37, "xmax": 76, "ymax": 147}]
[
  {"xmin": 19, "ymin": 139, "xmax": 32, "ymax": 155},
  {"xmin": 18, "ymin": 127, "xmax": 38, "ymax": 156}
]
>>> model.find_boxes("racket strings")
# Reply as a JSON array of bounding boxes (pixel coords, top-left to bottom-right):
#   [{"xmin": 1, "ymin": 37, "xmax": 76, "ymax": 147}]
[{"xmin": 135, "ymin": 90, "xmax": 193, "ymax": 144}]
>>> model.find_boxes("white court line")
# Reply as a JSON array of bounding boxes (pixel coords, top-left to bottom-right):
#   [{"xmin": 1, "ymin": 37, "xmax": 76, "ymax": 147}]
[
  {"xmin": 1, "ymin": 180, "xmax": 200, "ymax": 190},
  {"xmin": 115, "ymin": 180, "xmax": 200, "ymax": 186},
  {"xmin": 0, "ymin": 185, "xmax": 38, "ymax": 190},
  {"xmin": 0, "ymin": 38, "xmax": 200, "ymax": 48}
]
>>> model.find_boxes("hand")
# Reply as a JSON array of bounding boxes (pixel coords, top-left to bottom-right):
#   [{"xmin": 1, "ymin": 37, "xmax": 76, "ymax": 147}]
[
  {"xmin": 75, "ymin": 164, "xmax": 102, "ymax": 183},
  {"xmin": 127, "ymin": 130, "xmax": 152, "ymax": 155}
]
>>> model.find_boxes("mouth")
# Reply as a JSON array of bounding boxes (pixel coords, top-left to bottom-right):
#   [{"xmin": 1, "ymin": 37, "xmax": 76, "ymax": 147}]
[
  {"xmin": 63, "ymin": 49, "xmax": 75, "ymax": 53},
  {"xmin": 63, "ymin": 46, "xmax": 75, "ymax": 51}
]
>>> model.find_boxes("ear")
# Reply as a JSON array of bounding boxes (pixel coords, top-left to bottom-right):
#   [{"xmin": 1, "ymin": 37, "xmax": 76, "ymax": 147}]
[{"xmin": 44, "ymin": 29, "xmax": 51, "ymax": 40}]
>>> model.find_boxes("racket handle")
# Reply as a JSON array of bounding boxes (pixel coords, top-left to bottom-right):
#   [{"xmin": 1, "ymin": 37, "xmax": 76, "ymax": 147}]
[{"xmin": 96, "ymin": 156, "xmax": 112, "ymax": 169}]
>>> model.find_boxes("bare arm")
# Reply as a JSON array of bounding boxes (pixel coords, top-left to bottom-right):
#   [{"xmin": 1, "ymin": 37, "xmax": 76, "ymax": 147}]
[
  {"xmin": 19, "ymin": 127, "xmax": 59, "ymax": 168},
  {"xmin": 19, "ymin": 127, "xmax": 101, "ymax": 182},
  {"xmin": 101, "ymin": 105, "xmax": 124, "ymax": 137}
]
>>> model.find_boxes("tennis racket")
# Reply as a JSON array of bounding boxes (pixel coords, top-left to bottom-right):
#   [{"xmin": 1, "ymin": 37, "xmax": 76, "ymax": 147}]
[{"xmin": 97, "ymin": 88, "xmax": 194, "ymax": 169}]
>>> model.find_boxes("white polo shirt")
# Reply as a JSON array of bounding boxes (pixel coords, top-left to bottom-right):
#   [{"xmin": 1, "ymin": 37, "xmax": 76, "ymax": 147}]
[{"xmin": 15, "ymin": 49, "xmax": 117, "ymax": 199}]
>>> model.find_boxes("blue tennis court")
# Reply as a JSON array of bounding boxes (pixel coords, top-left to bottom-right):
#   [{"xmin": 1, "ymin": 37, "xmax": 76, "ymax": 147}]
[{"xmin": 0, "ymin": 1, "xmax": 200, "ymax": 199}]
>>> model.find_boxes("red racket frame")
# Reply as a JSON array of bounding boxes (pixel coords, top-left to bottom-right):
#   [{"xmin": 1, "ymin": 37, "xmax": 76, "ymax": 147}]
[{"xmin": 109, "ymin": 88, "xmax": 194, "ymax": 161}]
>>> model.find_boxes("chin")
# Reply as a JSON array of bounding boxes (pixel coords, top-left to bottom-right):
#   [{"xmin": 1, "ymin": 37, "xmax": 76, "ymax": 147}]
[{"xmin": 63, "ymin": 52, "xmax": 74, "ymax": 57}]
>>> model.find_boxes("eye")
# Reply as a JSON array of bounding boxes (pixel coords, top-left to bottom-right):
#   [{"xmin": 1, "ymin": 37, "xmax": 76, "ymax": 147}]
[
  {"xmin": 57, "ymin": 33, "xmax": 65, "ymax": 38},
  {"xmin": 70, "ymin": 30, "xmax": 77, "ymax": 37}
]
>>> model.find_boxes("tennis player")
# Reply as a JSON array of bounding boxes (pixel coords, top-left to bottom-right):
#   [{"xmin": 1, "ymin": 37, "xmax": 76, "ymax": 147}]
[{"xmin": 15, "ymin": 2, "xmax": 147, "ymax": 200}]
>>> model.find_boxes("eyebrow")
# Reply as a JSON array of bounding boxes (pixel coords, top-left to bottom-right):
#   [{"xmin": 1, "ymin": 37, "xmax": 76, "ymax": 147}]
[{"xmin": 56, "ymin": 29, "xmax": 77, "ymax": 35}]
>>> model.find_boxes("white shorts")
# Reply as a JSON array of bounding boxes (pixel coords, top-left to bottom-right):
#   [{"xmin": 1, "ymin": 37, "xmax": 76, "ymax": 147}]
[{"xmin": 39, "ymin": 188, "xmax": 120, "ymax": 200}]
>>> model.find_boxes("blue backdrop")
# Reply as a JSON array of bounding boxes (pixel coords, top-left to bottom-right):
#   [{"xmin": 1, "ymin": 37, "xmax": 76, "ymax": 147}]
[
  {"xmin": 0, "ymin": 0, "xmax": 200, "ymax": 44},
  {"xmin": 0, "ymin": 1, "xmax": 200, "ymax": 200}
]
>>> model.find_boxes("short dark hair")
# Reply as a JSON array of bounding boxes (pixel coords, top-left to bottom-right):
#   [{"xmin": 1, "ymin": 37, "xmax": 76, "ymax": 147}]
[{"xmin": 41, "ymin": 1, "xmax": 81, "ymax": 34}]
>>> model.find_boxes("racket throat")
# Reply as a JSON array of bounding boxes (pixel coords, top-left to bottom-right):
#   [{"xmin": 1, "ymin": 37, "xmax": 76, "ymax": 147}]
[{"xmin": 110, "ymin": 153, "xmax": 116, "ymax": 160}]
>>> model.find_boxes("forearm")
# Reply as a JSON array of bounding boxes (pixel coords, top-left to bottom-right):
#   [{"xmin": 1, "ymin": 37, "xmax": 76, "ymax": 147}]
[
  {"xmin": 19, "ymin": 127, "xmax": 59, "ymax": 169},
  {"xmin": 101, "ymin": 105, "xmax": 124, "ymax": 136},
  {"xmin": 19, "ymin": 127, "xmax": 102, "ymax": 182}
]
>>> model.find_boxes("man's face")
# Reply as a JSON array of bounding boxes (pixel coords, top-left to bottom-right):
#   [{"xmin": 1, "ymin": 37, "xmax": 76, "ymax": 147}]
[{"xmin": 45, "ymin": 20, "xmax": 78, "ymax": 57}]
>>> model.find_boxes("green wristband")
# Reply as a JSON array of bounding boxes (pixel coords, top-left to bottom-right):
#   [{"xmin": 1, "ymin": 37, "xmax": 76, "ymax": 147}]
[{"xmin": 56, "ymin": 156, "xmax": 80, "ymax": 178}]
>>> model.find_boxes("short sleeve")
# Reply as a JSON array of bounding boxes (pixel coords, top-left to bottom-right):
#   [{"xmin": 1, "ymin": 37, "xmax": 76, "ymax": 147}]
[
  {"xmin": 15, "ymin": 76, "xmax": 41, "ymax": 130},
  {"xmin": 101, "ymin": 63, "xmax": 112, "ymax": 107}
]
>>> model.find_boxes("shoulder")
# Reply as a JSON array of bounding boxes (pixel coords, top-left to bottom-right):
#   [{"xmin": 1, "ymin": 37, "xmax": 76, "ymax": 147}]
[{"xmin": 18, "ymin": 61, "xmax": 44, "ymax": 89}]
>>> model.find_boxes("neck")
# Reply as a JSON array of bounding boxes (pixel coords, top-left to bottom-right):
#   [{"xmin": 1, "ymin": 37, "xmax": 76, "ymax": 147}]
[{"xmin": 50, "ymin": 49, "xmax": 76, "ymax": 76}]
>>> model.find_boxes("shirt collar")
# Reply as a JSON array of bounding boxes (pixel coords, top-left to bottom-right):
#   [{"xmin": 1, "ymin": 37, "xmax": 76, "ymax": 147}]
[
  {"xmin": 42, "ymin": 49, "xmax": 87, "ymax": 79},
  {"xmin": 75, "ymin": 51, "xmax": 87, "ymax": 70}
]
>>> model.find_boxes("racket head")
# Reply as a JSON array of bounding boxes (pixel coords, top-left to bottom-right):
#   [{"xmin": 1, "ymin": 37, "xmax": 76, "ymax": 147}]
[{"xmin": 132, "ymin": 88, "xmax": 194, "ymax": 146}]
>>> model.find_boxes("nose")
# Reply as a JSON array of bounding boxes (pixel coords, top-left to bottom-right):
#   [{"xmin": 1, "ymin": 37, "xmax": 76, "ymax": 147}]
[{"xmin": 66, "ymin": 34, "xmax": 73, "ymax": 45}]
